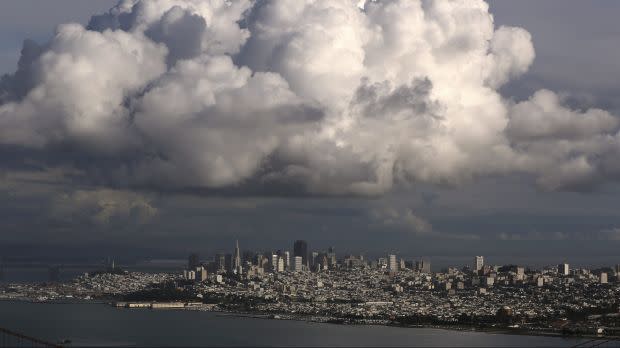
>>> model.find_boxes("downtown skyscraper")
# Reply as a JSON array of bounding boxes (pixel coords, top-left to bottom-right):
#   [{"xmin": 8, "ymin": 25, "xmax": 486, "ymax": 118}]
[
  {"xmin": 233, "ymin": 240, "xmax": 242, "ymax": 274},
  {"xmin": 294, "ymin": 240, "xmax": 308, "ymax": 268}
]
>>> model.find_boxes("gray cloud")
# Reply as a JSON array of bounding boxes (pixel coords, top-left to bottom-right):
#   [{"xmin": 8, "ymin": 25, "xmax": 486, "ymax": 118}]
[
  {"xmin": 0, "ymin": 0, "xmax": 617, "ymax": 199},
  {"xmin": 50, "ymin": 189, "xmax": 158, "ymax": 225},
  {"xmin": 371, "ymin": 206, "xmax": 435, "ymax": 236},
  {"xmin": 0, "ymin": 39, "xmax": 44, "ymax": 103}
]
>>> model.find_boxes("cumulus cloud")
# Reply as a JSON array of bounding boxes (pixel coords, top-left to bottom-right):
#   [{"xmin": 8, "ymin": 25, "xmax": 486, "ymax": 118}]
[
  {"xmin": 0, "ymin": 0, "xmax": 618, "ymax": 196},
  {"xmin": 372, "ymin": 207, "xmax": 434, "ymax": 235},
  {"xmin": 51, "ymin": 189, "xmax": 158, "ymax": 225},
  {"xmin": 370, "ymin": 205, "xmax": 484, "ymax": 239},
  {"xmin": 507, "ymin": 89, "xmax": 620, "ymax": 190},
  {"xmin": 508, "ymin": 90, "xmax": 620, "ymax": 141}
]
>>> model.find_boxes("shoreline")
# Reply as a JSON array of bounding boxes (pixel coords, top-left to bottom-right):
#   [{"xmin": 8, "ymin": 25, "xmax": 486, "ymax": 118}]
[
  {"xmin": 139, "ymin": 302, "xmax": 619, "ymax": 342},
  {"xmin": 1, "ymin": 297, "xmax": 618, "ymax": 342},
  {"xmin": 215, "ymin": 310, "xmax": 614, "ymax": 342}
]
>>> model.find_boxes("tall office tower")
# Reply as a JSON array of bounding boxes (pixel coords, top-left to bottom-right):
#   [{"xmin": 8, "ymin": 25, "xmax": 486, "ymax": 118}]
[
  {"xmin": 233, "ymin": 240, "xmax": 242, "ymax": 274},
  {"xmin": 326, "ymin": 247, "xmax": 336, "ymax": 268},
  {"xmin": 311, "ymin": 252, "xmax": 319, "ymax": 268},
  {"xmin": 388, "ymin": 254, "xmax": 398, "ymax": 272},
  {"xmin": 188, "ymin": 253, "xmax": 200, "ymax": 270},
  {"xmin": 294, "ymin": 240, "xmax": 308, "ymax": 267},
  {"xmin": 558, "ymin": 263, "xmax": 569, "ymax": 276},
  {"xmin": 418, "ymin": 259, "xmax": 431, "ymax": 273},
  {"xmin": 224, "ymin": 254, "xmax": 233, "ymax": 271},
  {"xmin": 283, "ymin": 251, "xmax": 290, "ymax": 270},
  {"xmin": 293, "ymin": 256, "xmax": 303, "ymax": 272},
  {"xmin": 196, "ymin": 266, "xmax": 208, "ymax": 281},
  {"xmin": 277, "ymin": 257, "xmax": 285, "ymax": 272},
  {"xmin": 318, "ymin": 254, "xmax": 329, "ymax": 271},
  {"xmin": 600, "ymin": 272, "xmax": 608, "ymax": 284},
  {"xmin": 516, "ymin": 267, "xmax": 525, "ymax": 280},
  {"xmin": 271, "ymin": 254, "xmax": 279, "ymax": 272},
  {"xmin": 216, "ymin": 254, "xmax": 226, "ymax": 272},
  {"xmin": 474, "ymin": 256, "xmax": 484, "ymax": 273},
  {"xmin": 183, "ymin": 270, "xmax": 196, "ymax": 280},
  {"xmin": 615, "ymin": 264, "xmax": 620, "ymax": 275},
  {"xmin": 259, "ymin": 255, "xmax": 269, "ymax": 270}
]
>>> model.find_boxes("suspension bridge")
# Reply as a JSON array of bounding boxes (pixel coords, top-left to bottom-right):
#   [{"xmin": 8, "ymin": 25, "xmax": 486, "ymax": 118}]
[
  {"xmin": 572, "ymin": 338, "xmax": 620, "ymax": 348},
  {"xmin": 0, "ymin": 327, "xmax": 61, "ymax": 348}
]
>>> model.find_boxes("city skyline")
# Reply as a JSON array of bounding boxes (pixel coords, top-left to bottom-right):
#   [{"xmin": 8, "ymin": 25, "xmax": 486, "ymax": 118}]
[
  {"xmin": 174, "ymin": 239, "xmax": 620, "ymax": 274},
  {"xmin": 4, "ymin": 235, "xmax": 620, "ymax": 344},
  {"xmin": 3, "ymin": 234, "xmax": 620, "ymax": 271}
]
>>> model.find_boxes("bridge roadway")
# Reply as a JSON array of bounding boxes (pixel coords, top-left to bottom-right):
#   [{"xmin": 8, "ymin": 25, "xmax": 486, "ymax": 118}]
[
  {"xmin": 0, "ymin": 327, "xmax": 61, "ymax": 348},
  {"xmin": 572, "ymin": 338, "xmax": 620, "ymax": 348}
]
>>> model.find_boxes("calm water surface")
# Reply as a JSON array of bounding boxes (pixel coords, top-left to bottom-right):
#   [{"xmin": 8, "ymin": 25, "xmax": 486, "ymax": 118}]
[
  {"xmin": 0, "ymin": 301, "xmax": 592, "ymax": 347},
  {"xmin": 0, "ymin": 261, "xmax": 185, "ymax": 284}
]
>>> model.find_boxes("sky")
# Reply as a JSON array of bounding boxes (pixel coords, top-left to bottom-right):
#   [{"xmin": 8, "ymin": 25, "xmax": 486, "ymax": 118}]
[{"xmin": 1, "ymin": 0, "xmax": 620, "ymax": 267}]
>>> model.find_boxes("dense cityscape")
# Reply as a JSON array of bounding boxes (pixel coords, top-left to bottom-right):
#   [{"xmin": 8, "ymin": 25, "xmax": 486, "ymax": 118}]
[{"xmin": 2, "ymin": 240, "xmax": 620, "ymax": 339}]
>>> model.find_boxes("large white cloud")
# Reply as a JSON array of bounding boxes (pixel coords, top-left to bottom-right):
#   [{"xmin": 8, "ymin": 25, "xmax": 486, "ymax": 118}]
[
  {"xmin": 0, "ymin": 0, "xmax": 617, "ymax": 195},
  {"xmin": 0, "ymin": 23, "xmax": 167, "ymax": 151},
  {"xmin": 508, "ymin": 89, "xmax": 620, "ymax": 190}
]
